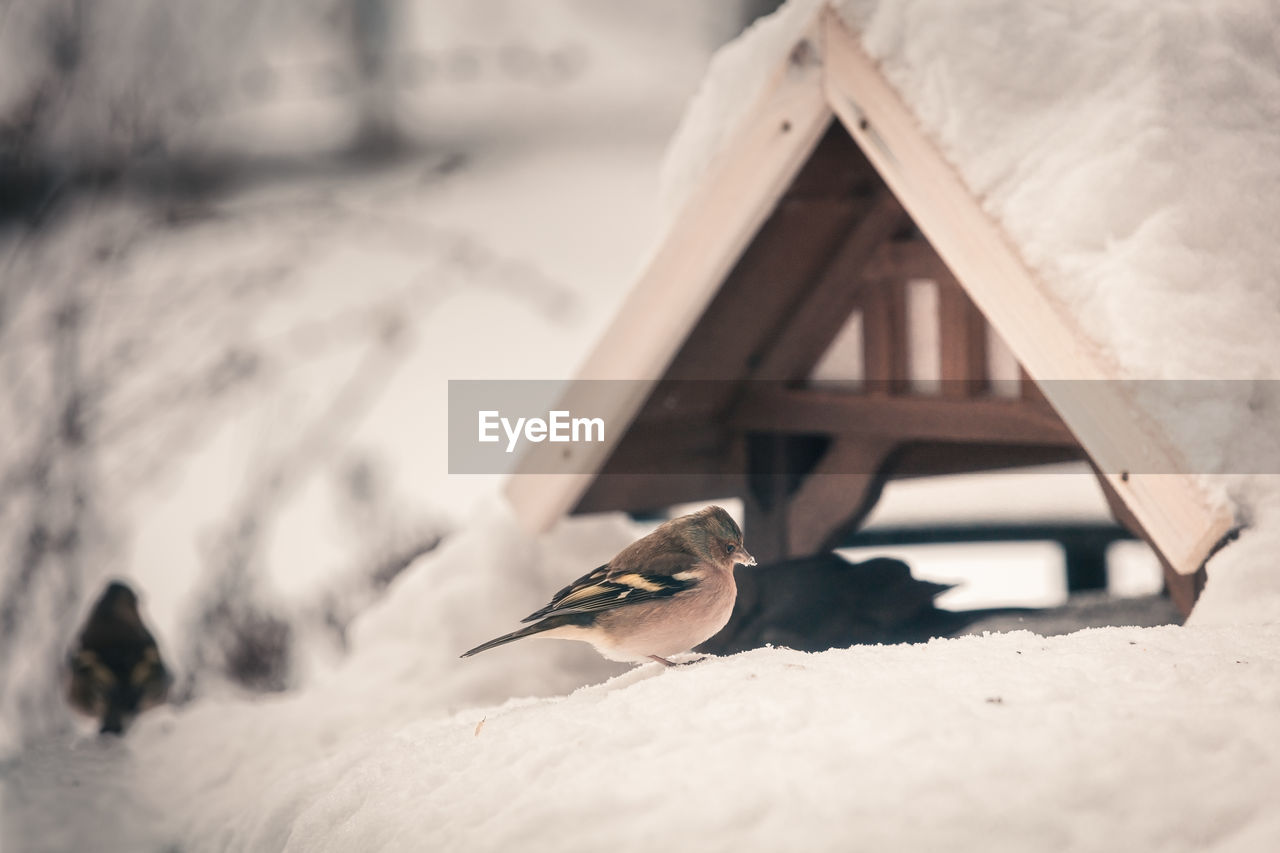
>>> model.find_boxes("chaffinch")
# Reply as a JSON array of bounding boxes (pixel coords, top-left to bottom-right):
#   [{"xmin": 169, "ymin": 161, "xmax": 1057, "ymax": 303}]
[
  {"xmin": 462, "ymin": 505, "xmax": 755, "ymax": 666},
  {"xmin": 66, "ymin": 581, "xmax": 172, "ymax": 734}
]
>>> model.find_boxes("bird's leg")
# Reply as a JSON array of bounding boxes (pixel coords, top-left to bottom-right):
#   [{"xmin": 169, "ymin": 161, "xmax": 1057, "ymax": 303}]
[{"xmin": 649, "ymin": 655, "xmax": 707, "ymax": 667}]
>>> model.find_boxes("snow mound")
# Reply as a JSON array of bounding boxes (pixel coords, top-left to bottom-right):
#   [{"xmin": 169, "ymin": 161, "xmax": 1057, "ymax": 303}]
[
  {"xmin": 341, "ymin": 496, "xmax": 634, "ymax": 708},
  {"xmin": 10, "ymin": 621, "xmax": 1280, "ymax": 852},
  {"xmin": 288, "ymin": 626, "xmax": 1280, "ymax": 853}
]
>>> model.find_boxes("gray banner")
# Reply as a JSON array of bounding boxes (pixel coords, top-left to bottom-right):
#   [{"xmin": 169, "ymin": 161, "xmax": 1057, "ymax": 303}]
[{"xmin": 448, "ymin": 379, "xmax": 1280, "ymax": 475}]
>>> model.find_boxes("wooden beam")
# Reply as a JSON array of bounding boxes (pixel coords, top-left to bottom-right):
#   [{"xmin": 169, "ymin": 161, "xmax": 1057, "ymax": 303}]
[
  {"xmin": 821, "ymin": 11, "xmax": 1236, "ymax": 573},
  {"xmin": 753, "ymin": 191, "xmax": 909, "ymax": 381},
  {"xmin": 744, "ymin": 435, "xmax": 795, "ymax": 564},
  {"xmin": 862, "ymin": 239, "xmax": 953, "ymax": 282},
  {"xmin": 937, "ymin": 272, "xmax": 989, "ymax": 396},
  {"xmin": 662, "ymin": 195, "xmax": 871, "ymax": 389},
  {"xmin": 1090, "ymin": 464, "xmax": 1202, "ymax": 617},
  {"xmin": 786, "ymin": 438, "xmax": 896, "ymax": 555},
  {"xmin": 504, "ymin": 6, "xmax": 831, "ymax": 531},
  {"xmin": 845, "ymin": 522, "xmax": 1135, "ymax": 549},
  {"xmin": 731, "ymin": 388, "xmax": 1078, "ymax": 447},
  {"xmin": 888, "ymin": 443, "xmax": 1084, "ymax": 478},
  {"xmin": 857, "ymin": 280, "xmax": 908, "ymax": 389},
  {"xmin": 588, "ymin": 196, "xmax": 871, "ymax": 438},
  {"xmin": 1020, "ymin": 366, "xmax": 1042, "ymax": 403},
  {"xmin": 783, "ymin": 119, "xmax": 883, "ymax": 200}
]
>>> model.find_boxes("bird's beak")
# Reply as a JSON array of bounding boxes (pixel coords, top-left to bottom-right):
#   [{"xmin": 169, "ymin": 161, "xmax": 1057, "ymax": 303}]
[{"xmin": 737, "ymin": 548, "xmax": 757, "ymax": 567}]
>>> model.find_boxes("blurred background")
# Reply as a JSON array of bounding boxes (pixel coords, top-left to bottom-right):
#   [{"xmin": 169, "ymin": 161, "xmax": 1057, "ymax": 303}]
[
  {"xmin": 0, "ymin": 0, "xmax": 788, "ymax": 753},
  {"xmin": 0, "ymin": 0, "xmax": 1163, "ymax": 757}
]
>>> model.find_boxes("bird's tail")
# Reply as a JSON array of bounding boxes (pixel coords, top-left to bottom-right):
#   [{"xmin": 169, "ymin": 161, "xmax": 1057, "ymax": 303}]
[{"xmin": 460, "ymin": 621, "xmax": 558, "ymax": 658}]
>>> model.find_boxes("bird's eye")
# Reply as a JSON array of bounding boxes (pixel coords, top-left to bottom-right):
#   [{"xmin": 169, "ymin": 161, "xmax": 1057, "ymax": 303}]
[{"xmin": 726, "ymin": 544, "xmax": 736, "ymax": 554}]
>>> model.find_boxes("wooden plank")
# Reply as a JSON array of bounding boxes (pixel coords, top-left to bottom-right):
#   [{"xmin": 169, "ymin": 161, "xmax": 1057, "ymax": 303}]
[
  {"xmin": 845, "ymin": 522, "xmax": 1134, "ymax": 549},
  {"xmin": 1089, "ymin": 463, "xmax": 1204, "ymax": 616},
  {"xmin": 786, "ymin": 438, "xmax": 896, "ymax": 555},
  {"xmin": 937, "ymin": 272, "xmax": 989, "ymax": 396},
  {"xmin": 504, "ymin": 7, "xmax": 831, "ymax": 532},
  {"xmin": 601, "ymin": 196, "xmax": 869, "ymax": 439},
  {"xmin": 744, "ymin": 435, "xmax": 795, "ymax": 564},
  {"xmin": 753, "ymin": 191, "xmax": 909, "ymax": 381},
  {"xmin": 821, "ymin": 11, "xmax": 1236, "ymax": 573},
  {"xmin": 783, "ymin": 119, "xmax": 882, "ymax": 200},
  {"xmin": 731, "ymin": 387, "xmax": 1077, "ymax": 446},
  {"xmin": 888, "ymin": 443, "xmax": 1084, "ymax": 478},
  {"xmin": 662, "ymin": 195, "xmax": 870, "ymax": 387},
  {"xmin": 862, "ymin": 239, "xmax": 953, "ymax": 282},
  {"xmin": 1020, "ymin": 366, "xmax": 1042, "ymax": 403},
  {"xmin": 856, "ymin": 280, "xmax": 907, "ymax": 389}
]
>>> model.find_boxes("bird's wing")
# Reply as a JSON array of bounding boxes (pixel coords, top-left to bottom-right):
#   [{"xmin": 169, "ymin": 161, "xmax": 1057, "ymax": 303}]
[
  {"xmin": 541, "ymin": 564, "xmax": 610, "ymax": 611},
  {"xmin": 521, "ymin": 554, "xmax": 701, "ymax": 623}
]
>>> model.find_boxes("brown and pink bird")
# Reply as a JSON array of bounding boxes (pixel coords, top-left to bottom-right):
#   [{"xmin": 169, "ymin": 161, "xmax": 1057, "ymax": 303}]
[{"xmin": 463, "ymin": 505, "xmax": 755, "ymax": 666}]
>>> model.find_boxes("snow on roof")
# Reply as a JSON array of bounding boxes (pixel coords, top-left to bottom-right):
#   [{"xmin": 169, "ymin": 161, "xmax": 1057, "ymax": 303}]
[
  {"xmin": 664, "ymin": 0, "xmax": 1280, "ymax": 384},
  {"xmin": 659, "ymin": 0, "xmax": 825, "ymax": 212},
  {"xmin": 835, "ymin": 0, "xmax": 1280, "ymax": 383}
]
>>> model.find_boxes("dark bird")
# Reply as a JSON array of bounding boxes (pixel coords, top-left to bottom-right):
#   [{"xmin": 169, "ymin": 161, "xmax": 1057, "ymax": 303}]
[
  {"xmin": 699, "ymin": 552, "xmax": 1065, "ymax": 655},
  {"xmin": 66, "ymin": 581, "xmax": 171, "ymax": 735},
  {"xmin": 700, "ymin": 553, "xmax": 963, "ymax": 654},
  {"xmin": 462, "ymin": 505, "xmax": 755, "ymax": 666}
]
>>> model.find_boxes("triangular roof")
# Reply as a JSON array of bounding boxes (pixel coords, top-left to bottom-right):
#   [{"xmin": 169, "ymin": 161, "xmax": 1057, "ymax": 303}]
[{"xmin": 505, "ymin": 4, "xmax": 1236, "ymax": 578}]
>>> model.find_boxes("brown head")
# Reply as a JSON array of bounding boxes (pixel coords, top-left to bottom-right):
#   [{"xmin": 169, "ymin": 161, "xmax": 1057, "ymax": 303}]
[{"xmin": 674, "ymin": 505, "xmax": 755, "ymax": 570}]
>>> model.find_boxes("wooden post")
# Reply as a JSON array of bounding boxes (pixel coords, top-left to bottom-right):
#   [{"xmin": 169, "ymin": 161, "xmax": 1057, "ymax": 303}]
[
  {"xmin": 752, "ymin": 191, "xmax": 908, "ymax": 381},
  {"xmin": 786, "ymin": 438, "xmax": 897, "ymax": 556},
  {"xmin": 858, "ymin": 280, "xmax": 908, "ymax": 394},
  {"xmin": 937, "ymin": 272, "xmax": 989, "ymax": 398},
  {"xmin": 1090, "ymin": 465, "xmax": 1204, "ymax": 616},
  {"xmin": 1061, "ymin": 538, "xmax": 1110, "ymax": 593},
  {"xmin": 744, "ymin": 434, "xmax": 794, "ymax": 564}
]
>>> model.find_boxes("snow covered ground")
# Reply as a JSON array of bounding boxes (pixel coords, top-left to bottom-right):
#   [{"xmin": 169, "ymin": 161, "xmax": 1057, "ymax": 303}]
[
  {"xmin": 5, "ymin": 0, "xmax": 1280, "ymax": 850},
  {"xmin": 7, "ymin": 503, "xmax": 1280, "ymax": 853}
]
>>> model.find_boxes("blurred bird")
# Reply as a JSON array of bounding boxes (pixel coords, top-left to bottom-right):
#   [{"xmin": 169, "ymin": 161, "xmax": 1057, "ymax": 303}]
[
  {"xmin": 701, "ymin": 553, "xmax": 964, "ymax": 655},
  {"xmin": 66, "ymin": 581, "xmax": 172, "ymax": 735},
  {"xmin": 462, "ymin": 505, "xmax": 755, "ymax": 666}
]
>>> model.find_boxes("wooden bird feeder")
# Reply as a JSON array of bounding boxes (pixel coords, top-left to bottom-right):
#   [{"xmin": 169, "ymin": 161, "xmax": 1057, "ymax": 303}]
[{"xmin": 504, "ymin": 9, "xmax": 1236, "ymax": 614}]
